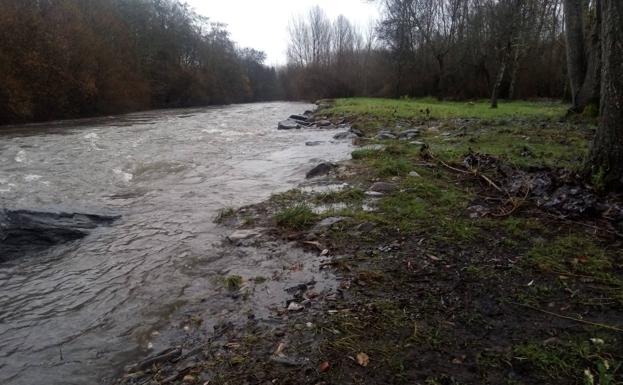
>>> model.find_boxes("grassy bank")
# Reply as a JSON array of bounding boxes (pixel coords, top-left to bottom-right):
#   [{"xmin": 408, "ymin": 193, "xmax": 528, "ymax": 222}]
[{"xmin": 248, "ymin": 98, "xmax": 622, "ymax": 385}]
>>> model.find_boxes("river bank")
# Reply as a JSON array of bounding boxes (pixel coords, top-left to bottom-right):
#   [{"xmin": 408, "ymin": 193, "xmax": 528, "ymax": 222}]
[{"xmin": 115, "ymin": 98, "xmax": 623, "ymax": 385}]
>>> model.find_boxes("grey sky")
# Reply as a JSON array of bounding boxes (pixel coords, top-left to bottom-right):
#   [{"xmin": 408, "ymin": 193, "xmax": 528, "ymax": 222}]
[{"xmin": 186, "ymin": 0, "xmax": 380, "ymax": 66}]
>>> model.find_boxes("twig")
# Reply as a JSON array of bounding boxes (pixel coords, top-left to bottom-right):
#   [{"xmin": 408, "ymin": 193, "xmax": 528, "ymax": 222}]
[{"xmin": 510, "ymin": 302, "xmax": 623, "ymax": 332}]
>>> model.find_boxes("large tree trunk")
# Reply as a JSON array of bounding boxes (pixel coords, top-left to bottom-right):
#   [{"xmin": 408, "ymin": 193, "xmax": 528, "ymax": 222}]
[
  {"xmin": 576, "ymin": 0, "xmax": 602, "ymax": 110},
  {"xmin": 563, "ymin": 0, "xmax": 587, "ymax": 110},
  {"xmin": 586, "ymin": 0, "xmax": 623, "ymax": 189}
]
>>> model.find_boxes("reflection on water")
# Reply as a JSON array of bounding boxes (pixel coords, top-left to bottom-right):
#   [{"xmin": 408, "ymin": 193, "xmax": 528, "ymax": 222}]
[{"xmin": 0, "ymin": 103, "xmax": 352, "ymax": 385}]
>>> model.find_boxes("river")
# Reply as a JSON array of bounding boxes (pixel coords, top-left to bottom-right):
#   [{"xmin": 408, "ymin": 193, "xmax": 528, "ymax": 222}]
[{"xmin": 0, "ymin": 102, "xmax": 352, "ymax": 385}]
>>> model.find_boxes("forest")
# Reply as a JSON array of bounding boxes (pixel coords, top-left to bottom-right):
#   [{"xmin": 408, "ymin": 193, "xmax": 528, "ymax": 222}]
[
  {"xmin": 0, "ymin": 0, "xmax": 592, "ymax": 126},
  {"xmin": 0, "ymin": 0, "xmax": 606, "ymax": 123},
  {"xmin": 0, "ymin": 0, "xmax": 282, "ymax": 124}
]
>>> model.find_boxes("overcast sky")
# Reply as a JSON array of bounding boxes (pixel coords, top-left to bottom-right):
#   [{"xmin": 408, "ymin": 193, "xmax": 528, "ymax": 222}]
[{"xmin": 186, "ymin": 0, "xmax": 380, "ymax": 66}]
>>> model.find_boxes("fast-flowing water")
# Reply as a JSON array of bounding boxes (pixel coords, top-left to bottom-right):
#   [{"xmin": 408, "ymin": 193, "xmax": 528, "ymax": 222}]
[{"xmin": 0, "ymin": 102, "xmax": 352, "ymax": 385}]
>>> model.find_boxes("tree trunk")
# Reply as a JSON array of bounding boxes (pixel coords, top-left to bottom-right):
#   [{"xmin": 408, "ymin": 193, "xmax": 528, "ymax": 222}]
[
  {"xmin": 576, "ymin": 0, "xmax": 602, "ymax": 111},
  {"xmin": 563, "ymin": 0, "xmax": 587, "ymax": 110},
  {"xmin": 508, "ymin": 42, "xmax": 522, "ymax": 99},
  {"xmin": 586, "ymin": 0, "xmax": 623, "ymax": 189},
  {"xmin": 491, "ymin": 45, "xmax": 511, "ymax": 109}
]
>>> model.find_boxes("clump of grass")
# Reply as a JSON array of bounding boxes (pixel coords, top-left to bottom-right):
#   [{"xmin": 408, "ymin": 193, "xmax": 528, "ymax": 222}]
[
  {"xmin": 223, "ymin": 275, "xmax": 243, "ymax": 291},
  {"xmin": 252, "ymin": 276, "xmax": 267, "ymax": 284},
  {"xmin": 275, "ymin": 205, "xmax": 318, "ymax": 230},
  {"xmin": 352, "ymin": 148, "xmax": 381, "ymax": 160},
  {"xmin": 214, "ymin": 207, "xmax": 236, "ymax": 223},
  {"xmin": 373, "ymin": 156, "xmax": 412, "ymax": 177}
]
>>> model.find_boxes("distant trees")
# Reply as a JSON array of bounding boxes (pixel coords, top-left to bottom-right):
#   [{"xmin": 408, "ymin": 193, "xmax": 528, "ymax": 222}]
[
  {"xmin": 282, "ymin": 7, "xmax": 381, "ymax": 100},
  {"xmin": 285, "ymin": 1, "xmax": 568, "ymax": 102},
  {"xmin": 0, "ymin": 0, "xmax": 281, "ymax": 125}
]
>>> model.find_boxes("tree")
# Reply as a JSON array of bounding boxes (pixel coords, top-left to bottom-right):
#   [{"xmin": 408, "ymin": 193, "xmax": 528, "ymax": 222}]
[
  {"xmin": 563, "ymin": 0, "xmax": 601, "ymax": 112},
  {"xmin": 586, "ymin": 0, "xmax": 623, "ymax": 189}
]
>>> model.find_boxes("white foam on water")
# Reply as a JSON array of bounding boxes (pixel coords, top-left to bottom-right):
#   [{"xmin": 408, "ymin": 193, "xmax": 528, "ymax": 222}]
[
  {"xmin": 24, "ymin": 175, "xmax": 42, "ymax": 182},
  {"xmin": 201, "ymin": 128, "xmax": 222, "ymax": 134},
  {"xmin": 84, "ymin": 132, "xmax": 99, "ymax": 140},
  {"xmin": 113, "ymin": 168, "xmax": 134, "ymax": 182},
  {"xmin": 14, "ymin": 150, "xmax": 26, "ymax": 163}
]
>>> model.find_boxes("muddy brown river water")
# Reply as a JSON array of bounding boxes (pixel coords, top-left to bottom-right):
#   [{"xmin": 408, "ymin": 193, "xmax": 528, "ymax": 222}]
[{"xmin": 0, "ymin": 102, "xmax": 352, "ymax": 385}]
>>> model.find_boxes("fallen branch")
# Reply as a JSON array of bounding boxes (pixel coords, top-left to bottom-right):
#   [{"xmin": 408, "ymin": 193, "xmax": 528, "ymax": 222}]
[{"xmin": 510, "ymin": 302, "xmax": 623, "ymax": 333}]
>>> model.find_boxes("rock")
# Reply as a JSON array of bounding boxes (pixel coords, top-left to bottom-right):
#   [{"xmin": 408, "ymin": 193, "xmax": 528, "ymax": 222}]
[
  {"xmin": 409, "ymin": 141, "xmax": 425, "ymax": 146},
  {"xmin": 291, "ymin": 119, "xmax": 314, "ymax": 127},
  {"xmin": 376, "ymin": 132, "xmax": 397, "ymax": 140},
  {"xmin": 303, "ymin": 110, "xmax": 314, "ymax": 117},
  {"xmin": 227, "ymin": 229, "xmax": 262, "ymax": 243},
  {"xmin": 287, "ymin": 302, "xmax": 304, "ymax": 312},
  {"xmin": 408, "ymin": 171, "xmax": 421, "ymax": 178},
  {"xmin": 305, "ymin": 141, "xmax": 325, "ymax": 146},
  {"xmin": 278, "ymin": 120, "xmax": 300, "ymax": 130},
  {"xmin": 355, "ymin": 222, "xmax": 377, "ymax": 232},
  {"xmin": 306, "ymin": 162, "xmax": 337, "ymax": 179},
  {"xmin": 182, "ymin": 375, "xmax": 196, "ymax": 383},
  {"xmin": 314, "ymin": 217, "xmax": 347, "ymax": 229},
  {"xmin": 369, "ymin": 182, "xmax": 398, "ymax": 193},
  {"xmin": 289, "ymin": 114, "xmax": 309, "ymax": 122},
  {"xmin": 399, "ymin": 129, "xmax": 421, "ymax": 140},
  {"xmin": 333, "ymin": 131, "xmax": 358, "ymax": 140},
  {"xmin": 349, "ymin": 128, "xmax": 365, "ymax": 137},
  {"xmin": 316, "ymin": 119, "xmax": 332, "ymax": 127},
  {"xmin": 0, "ymin": 209, "xmax": 119, "ymax": 262}
]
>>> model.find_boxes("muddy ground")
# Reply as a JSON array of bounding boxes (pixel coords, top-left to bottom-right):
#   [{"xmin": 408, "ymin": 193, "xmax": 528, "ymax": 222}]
[{"xmin": 116, "ymin": 103, "xmax": 622, "ymax": 385}]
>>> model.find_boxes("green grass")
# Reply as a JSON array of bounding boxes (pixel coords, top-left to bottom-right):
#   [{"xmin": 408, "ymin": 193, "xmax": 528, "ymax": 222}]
[
  {"xmin": 326, "ymin": 97, "xmax": 568, "ymax": 121},
  {"xmin": 512, "ymin": 339, "xmax": 621, "ymax": 384},
  {"xmin": 223, "ymin": 275, "xmax": 243, "ymax": 291},
  {"xmin": 274, "ymin": 204, "xmax": 318, "ymax": 231}
]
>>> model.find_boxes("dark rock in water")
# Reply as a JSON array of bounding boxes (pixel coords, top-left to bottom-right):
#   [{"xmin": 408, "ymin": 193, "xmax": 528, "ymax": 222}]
[
  {"xmin": 306, "ymin": 162, "xmax": 337, "ymax": 179},
  {"xmin": 333, "ymin": 131, "xmax": 358, "ymax": 140},
  {"xmin": 316, "ymin": 120, "xmax": 332, "ymax": 127},
  {"xmin": 289, "ymin": 114, "xmax": 309, "ymax": 122},
  {"xmin": 0, "ymin": 209, "xmax": 119, "ymax": 262},
  {"xmin": 306, "ymin": 141, "xmax": 325, "ymax": 146},
  {"xmin": 278, "ymin": 120, "xmax": 300, "ymax": 130},
  {"xmin": 290, "ymin": 119, "xmax": 313, "ymax": 127},
  {"xmin": 349, "ymin": 128, "xmax": 365, "ymax": 137}
]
